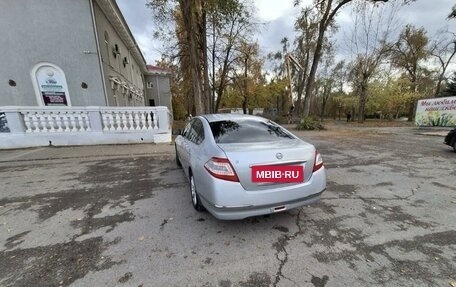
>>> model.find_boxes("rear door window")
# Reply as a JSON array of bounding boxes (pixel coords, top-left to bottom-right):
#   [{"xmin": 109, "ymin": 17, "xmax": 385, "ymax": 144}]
[
  {"xmin": 187, "ymin": 118, "xmax": 205, "ymax": 145},
  {"xmin": 209, "ymin": 119, "xmax": 294, "ymax": 144},
  {"xmin": 194, "ymin": 119, "xmax": 205, "ymax": 144},
  {"xmin": 182, "ymin": 120, "xmax": 194, "ymax": 139}
]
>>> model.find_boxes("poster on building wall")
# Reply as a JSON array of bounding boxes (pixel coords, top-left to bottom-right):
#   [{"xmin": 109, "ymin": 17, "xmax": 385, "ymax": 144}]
[
  {"xmin": 35, "ymin": 65, "xmax": 70, "ymax": 106},
  {"xmin": 415, "ymin": 96, "xmax": 456, "ymax": 127},
  {"xmin": 41, "ymin": 92, "xmax": 68, "ymax": 106}
]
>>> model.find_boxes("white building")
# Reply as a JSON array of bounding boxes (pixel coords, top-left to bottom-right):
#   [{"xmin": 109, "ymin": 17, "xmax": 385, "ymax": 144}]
[{"xmin": 0, "ymin": 0, "xmax": 172, "ymax": 148}]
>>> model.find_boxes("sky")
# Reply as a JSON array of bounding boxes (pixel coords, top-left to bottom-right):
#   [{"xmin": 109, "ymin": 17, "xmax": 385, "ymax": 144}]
[{"xmin": 117, "ymin": 0, "xmax": 456, "ymax": 67}]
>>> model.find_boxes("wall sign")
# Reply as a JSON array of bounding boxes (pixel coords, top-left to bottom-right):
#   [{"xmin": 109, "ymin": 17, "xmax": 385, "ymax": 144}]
[
  {"xmin": 415, "ymin": 96, "xmax": 456, "ymax": 127},
  {"xmin": 32, "ymin": 63, "xmax": 71, "ymax": 106}
]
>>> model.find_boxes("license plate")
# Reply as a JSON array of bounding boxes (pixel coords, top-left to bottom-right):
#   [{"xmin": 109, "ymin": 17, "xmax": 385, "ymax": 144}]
[{"xmin": 251, "ymin": 165, "xmax": 304, "ymax": 183}]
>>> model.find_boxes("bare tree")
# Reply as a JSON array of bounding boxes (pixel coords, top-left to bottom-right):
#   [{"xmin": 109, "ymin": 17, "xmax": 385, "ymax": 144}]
[
  {"xmin": 429, "ymin": 31, "xmax": 456, "ymax": 97},
  {"xmin": 317, "ymin": 59, "xmax": 346, "ymax": 121},
  {"xmin": 266, "ymin": 37, "xmax": 292, "ymax": 114},
  {"xmin": 293, "ymin": 0, "xmax": 415, "ymax": 117},
  {"xmin": 234, "ymin": 42, "xmax": 262, "ymax": 114},
  {"xmin": 147, "ymin": 0, "xmax": 205, "ymax": 114},
  {"xmin": 348, "ymin": 1, "xmax": 398, "ymax": 123},
  {"xmin": 208, "ymin": 0, "xmax": 256, "ymax": 112},
  {"xmin": 391, "ymin": 25, "xmax": 430, "ymax": 121},
  {"xmin": 293, "ymin": 7, "xmax": 321, "ymax": 117},
  {"xmin": 147, "ymin": 0, "xmax": 257, "ymax": 115},
  {"xmin": 266, "ymin": 38, "xmax": 290, "ymax": 80},
  {"xmin": 180, "ymin": 0, "xmax": 204, "ymax": 114}
]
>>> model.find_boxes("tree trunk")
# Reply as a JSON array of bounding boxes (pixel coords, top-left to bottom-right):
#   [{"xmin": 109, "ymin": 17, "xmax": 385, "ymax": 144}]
[
  {"xmin": 302, "ymin": 0, "xmax": 335, "ymax": 117},
  {"xmin": 297, "ymin": 46, "xmax": 310, "ymax": 117},
  {"xmin": 296, "ymin": 71, "xmax": 306, "ymax": 116},
  {"xmin": 214, "ymin": 44, "xmax": 233, "ymax": 112},
  {"xmin": 407, "ymin": 101, "xmax": 416, "ymax": 122},
  {"xmin": 215, "ymin": 85, "xmax": 224, "ymax": 112},
  {"xmin": 201, "ymin": 4, "xmax": 210, "ymax": 113},
  {"xmin": 180, "ymin": 0, "xmax": 203, "ymax": 115},
  {"xmin": 320, "ymin": 86, "xmax": 329, "ymax": 121},
  {"xmin": 358, "ymin": 79, "xmax": 368, "ymax": 123},
  {"xmin": 434, "ymin": 49, "xmax": 456, "ymax": 97},
  {"xmin": 303, "ymin": 25, "xmax": 325, "ymax": 117},
  {"xmin": 320, "ymin": 99, "xmax": 327, "ymax": 121},
  {"xmin": 243, "ymin": 57, "xmax": 248, "ymax": 114},
  {"xmin": 408, "ymin": 75, "xmax": 418, "ymax": 121},
  {"xmin": 242, "ymin": 98, "xmax": 248, "ymax": 114},
  {"xmin": 211, "ymin": 13, "xmax": 216, "ymax": 112},
  {"xmin": 435, "ymin": 76, "xmax": 443, "ymax": 97}
]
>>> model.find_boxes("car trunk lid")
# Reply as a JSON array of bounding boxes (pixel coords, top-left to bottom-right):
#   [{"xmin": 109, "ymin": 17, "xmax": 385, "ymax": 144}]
[{"xmin": 217, "ymin": 139, "xmax": 315, "ymax": 191}]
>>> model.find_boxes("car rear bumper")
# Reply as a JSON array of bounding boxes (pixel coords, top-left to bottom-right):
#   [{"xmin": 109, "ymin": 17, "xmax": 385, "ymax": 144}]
[
  {"xmin": 200, "ymin": 189, "xmax": 324, "ymax": 220},
  {"xmin": 197, "ymin": 167, "xmax": 327, "ymax": 220}
]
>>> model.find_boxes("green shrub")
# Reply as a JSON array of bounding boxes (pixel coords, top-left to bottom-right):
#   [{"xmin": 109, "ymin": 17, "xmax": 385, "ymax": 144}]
[{"xmin": 296, "ymin": 116, "xmax": 325, "ymax": 130}]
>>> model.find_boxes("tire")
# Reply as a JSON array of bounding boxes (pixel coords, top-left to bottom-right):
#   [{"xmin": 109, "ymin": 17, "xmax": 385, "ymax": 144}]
[
  {"xmin": 453, "ymin": 141, "xmax": 456, "ymax": 153},
  {"xmin": 190, "ymin": 173, "xmax": 205, "ymax": 212},
  {"xmin": 175, "ymin": 144, "xmax": 182, "ymax": 167}
]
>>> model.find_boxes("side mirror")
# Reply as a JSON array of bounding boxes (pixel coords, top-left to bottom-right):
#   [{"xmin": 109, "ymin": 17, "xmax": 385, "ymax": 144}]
[{"xmin": 172, "ymin": 129, "xmax": 182, "ymax": 136}]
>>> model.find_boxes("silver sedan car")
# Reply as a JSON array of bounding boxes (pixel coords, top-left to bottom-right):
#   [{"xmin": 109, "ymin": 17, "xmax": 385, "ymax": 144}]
[{"xmin": 174, "ymin": 114, "xmax": 326, "ymax": 220}]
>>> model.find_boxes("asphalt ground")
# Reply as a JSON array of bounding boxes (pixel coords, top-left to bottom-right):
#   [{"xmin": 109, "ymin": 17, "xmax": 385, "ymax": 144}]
[{"xmin": 0, "ymin": 126, "xmax": 455, "ymax": 287}]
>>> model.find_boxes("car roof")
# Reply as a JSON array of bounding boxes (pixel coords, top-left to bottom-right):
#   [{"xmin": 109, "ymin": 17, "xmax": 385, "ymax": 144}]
[{"xmin": 201, "ymin": 113, "xmax": 266, "ymax": 123}]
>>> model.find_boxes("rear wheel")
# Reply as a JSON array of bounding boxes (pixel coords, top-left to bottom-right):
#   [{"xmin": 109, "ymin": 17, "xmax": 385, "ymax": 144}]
[
  {"xmin": 190, "ymin": 174, "xmax": 204, "ymax": 212},
  {"xmin": 453, "ymin": 140, "xmax": 456, "ymax": 153}
]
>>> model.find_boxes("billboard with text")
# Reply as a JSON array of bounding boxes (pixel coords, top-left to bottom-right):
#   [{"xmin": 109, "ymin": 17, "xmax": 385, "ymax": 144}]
[{"xmin": 415, "ymin": 96, "xmax": 456, "ymax": 127}]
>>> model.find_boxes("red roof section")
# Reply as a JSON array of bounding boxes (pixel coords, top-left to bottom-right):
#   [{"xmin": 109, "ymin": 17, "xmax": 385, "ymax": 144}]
[{"xmin": 146, "ymin": 65, "xmax": 170, "ymax": 72}]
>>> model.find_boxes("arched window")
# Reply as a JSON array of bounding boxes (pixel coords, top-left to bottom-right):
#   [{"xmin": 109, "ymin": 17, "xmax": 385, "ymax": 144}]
[{"xmin": 104, "ymin": 31, "xmax": 110, "ymax": 65}]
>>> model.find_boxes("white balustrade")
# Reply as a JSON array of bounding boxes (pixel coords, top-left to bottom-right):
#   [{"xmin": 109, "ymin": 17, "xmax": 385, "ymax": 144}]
[
  {"xmin": 0, "ymin": 106, "xmax": 171, "ymax": 149},
  {"xmin": 102, "ymin": 113, "xmax": 109, "ymax": 132},
  {"xmin": 23, "ymin": 113, "xmax": 32, "ymax": 132},
  {"xmin": 69, "ymin": 114, "xmax": 76, "ymax": 132},
  {"xmin": 62, "ymin": 113, "xmax": 70, "ymax": 132},
  {"xmin": 75, "ymin": 114, "xmax": 83, "ymax": 132},
  {"xmin": 127, "ymin": 112, "xmax": 134, "ymax": 130},
  {"xmin": 140, "ymin": 112, "xmax": 146, "ymax": 130},
  {"xmin": 153, "ymin": 112, "xmax": 159, "ymax": 130},
  {"xmin": 20, "ymin": 110, "xmax": 89, "ymax": 133},
  {"xmin": 31, "ymin": 113, "xmax": 39, "ymax": 133},
  {"xmin": 57, "ymin": 112, "xmax": 64, "ymax": 132},
  {"xmin": 83, "ymin": 113, "xmax": 91, "ymax": 132},
  {"xmin": 37, "ymin": 113, "xmax": 46, "ymax": 132},
  {"xmin": 134, "ymin": 112, "xmax": 140, "ymax": 131},
  {"xmin": 99, "ymin": 108, "xmax": 164, "ymax": 132},
  {"xmin": 108, "ymin": 114, "xmax": 116, "ymax": 132},
  {"xmin": 48, "ymin": 113, "xmax": 56, "ymax": 132},
  {"xmin": 146, "ymin": 112, "xmax": 152, "ymax": 130},
  {"xmin": 115, "ymin": 112, "xmax": 122, "ymax": 131}
]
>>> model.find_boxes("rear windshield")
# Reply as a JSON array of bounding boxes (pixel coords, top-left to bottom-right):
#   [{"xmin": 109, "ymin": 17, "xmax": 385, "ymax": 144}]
[{"xmin": 209, "ymin": 119, "xmax": 294, "ymax": 143}]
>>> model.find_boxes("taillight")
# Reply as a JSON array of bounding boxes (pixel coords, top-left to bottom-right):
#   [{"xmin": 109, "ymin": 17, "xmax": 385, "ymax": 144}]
[
  {"xmin": 313, "ymin": 151, "xmax": 324, "ymax": 172},
  {"xmin": 204, "ymin": 157, "xmax": 239, "ymax": 182}
]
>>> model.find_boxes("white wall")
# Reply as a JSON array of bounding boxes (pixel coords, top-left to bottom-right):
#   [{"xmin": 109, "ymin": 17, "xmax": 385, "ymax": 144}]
[{"xmin": 0, "ymin": 0, "xmax": 106, "ymax": 107}]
